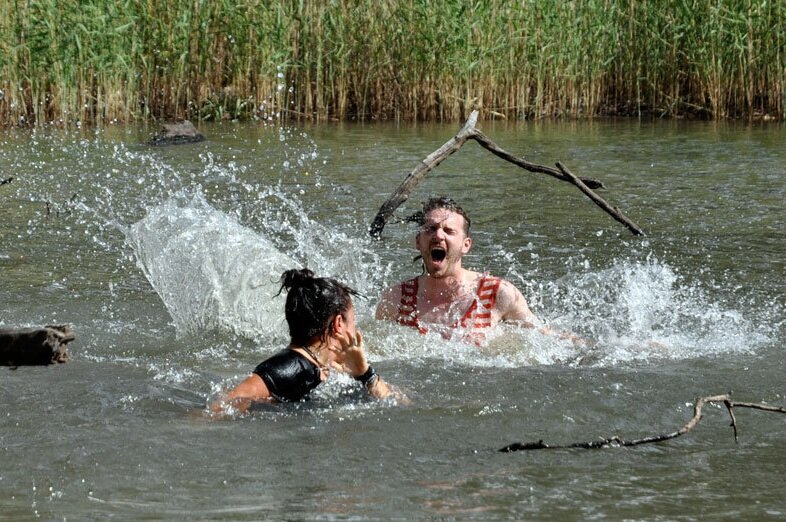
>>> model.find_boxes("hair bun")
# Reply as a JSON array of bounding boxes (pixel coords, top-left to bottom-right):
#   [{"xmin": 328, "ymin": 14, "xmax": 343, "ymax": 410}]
[{"xmin": 279, "ymin": 268, "xmax": 315, "ymax": 291}]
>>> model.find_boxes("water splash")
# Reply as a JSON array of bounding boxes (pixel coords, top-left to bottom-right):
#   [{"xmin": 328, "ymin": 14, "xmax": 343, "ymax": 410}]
[
  {"xmin": 127, "ymin": 189, "xmax": 297, "ymax": 338},
  {"xmin": 124, "ymin": 179, "xmax": 389, "ymax": 340},
  {"xmin": 1, "ymin": 129, "xmax": 774, "ymax": 370},
  {"xmin": 531, "ymin": 256, "xmax": 773, "ymax": 365}
]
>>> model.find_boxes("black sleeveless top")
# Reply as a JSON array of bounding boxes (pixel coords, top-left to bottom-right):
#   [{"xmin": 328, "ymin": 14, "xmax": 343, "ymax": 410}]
[{"xmin": 253, "ymin": 348, "xmax": 322, "ymax": 402}]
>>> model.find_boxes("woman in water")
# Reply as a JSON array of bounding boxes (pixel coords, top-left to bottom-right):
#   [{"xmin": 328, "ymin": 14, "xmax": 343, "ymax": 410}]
[{"xmin": 211, "ymin": 268, "xmax": 395, "ymax": 413}]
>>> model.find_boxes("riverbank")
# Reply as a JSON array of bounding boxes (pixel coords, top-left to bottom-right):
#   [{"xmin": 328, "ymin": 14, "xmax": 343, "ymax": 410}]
[{"xmin": 1, "ymin": 0, "xmax": 784, "ymax": 127}]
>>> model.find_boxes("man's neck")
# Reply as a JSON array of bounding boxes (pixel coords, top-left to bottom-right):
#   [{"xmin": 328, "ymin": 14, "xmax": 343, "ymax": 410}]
[{"xmin": 420, "ymin": 267, "xmax": 476, "ymax": 298}]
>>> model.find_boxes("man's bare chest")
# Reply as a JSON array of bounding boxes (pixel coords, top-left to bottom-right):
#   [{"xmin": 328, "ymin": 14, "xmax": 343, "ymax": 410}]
[{"xmin": 416, "ymin": 293, "xmax": 471, "ymax": 325}]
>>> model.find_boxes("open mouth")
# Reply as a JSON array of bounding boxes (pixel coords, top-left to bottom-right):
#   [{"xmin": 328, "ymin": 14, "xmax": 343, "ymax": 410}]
[{"xmin": 430, "ymin": 247, "xmax": 446, "ymax": 262}]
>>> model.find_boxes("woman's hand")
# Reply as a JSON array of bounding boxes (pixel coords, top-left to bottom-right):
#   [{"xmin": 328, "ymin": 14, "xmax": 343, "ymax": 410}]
[
  {"xmin": 330, "ymin": 331, "xmax": 400, "ymax": 401},
  {"xmin": 339, "ymin": 331, "xmax": 370, "ymax": 378}
]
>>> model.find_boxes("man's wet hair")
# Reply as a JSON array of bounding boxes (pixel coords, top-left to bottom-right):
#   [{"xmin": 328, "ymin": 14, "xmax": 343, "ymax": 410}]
[{"xmin": 421, "ymin": 196, "xmax": 471, "ymax": 236}]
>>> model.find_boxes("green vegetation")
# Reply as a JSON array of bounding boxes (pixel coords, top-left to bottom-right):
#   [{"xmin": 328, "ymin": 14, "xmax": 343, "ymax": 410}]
[{"xmin": 0, "ymin": 0, "xmax": 783, "ymax": 126}]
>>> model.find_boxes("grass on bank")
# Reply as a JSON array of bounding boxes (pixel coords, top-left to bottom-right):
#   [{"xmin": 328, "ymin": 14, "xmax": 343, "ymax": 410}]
[{"xmin": 0, "ymin": 0, "xmax": 783, "ymax": 126}]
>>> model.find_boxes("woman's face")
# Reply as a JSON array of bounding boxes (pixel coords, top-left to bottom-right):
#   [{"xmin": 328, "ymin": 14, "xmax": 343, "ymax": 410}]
[{"xmin": 341, "ymin": 303, "xmax": 357, "ymax": 344}]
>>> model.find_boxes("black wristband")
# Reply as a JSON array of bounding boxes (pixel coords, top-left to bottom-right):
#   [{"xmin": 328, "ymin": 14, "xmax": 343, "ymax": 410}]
[{"xmin": 355, "ymin": 365, "xmax": 377, "ymax": 385}]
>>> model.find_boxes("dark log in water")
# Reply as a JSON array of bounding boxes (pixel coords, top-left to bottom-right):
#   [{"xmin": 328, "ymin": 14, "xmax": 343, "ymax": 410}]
[
  {"xmin": 149, "ymin": 120, "xmax": 206, "ymax": 146},
  {"xmin": 0, "ymin": 325, "xmax": 74, "ymax": 367},
  {"xmin": 369, "ymin": 110, "xmax": 644, "ymax": 238},
  {"xmin": 499, "ymin": 394, "xmax": 786, "ymax": 452}
]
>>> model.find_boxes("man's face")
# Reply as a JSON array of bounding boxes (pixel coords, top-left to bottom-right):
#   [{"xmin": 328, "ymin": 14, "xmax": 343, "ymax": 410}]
[{"xmin": 415, "ymin": 208, "xmax": 472, "ymax": 278}]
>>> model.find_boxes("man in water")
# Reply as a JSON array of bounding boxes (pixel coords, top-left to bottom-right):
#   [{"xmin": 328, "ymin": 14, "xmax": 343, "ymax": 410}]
[{"xmin": 376, "ymin": 196, "xmax": 571, "ymax": 343}]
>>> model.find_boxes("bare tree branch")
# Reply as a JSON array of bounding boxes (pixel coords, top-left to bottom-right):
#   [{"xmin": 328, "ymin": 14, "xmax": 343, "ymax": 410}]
[
  {"xmin": 369, "ymin": 112, "xmax": 480, "ymax": 238},
  {"xmin": 469, "ymin": 130, "xmax": 605, "ymax": 189},
  {"xmin": 369, "ymin": 110, "xmax": 643, "ymax": 238},
  {"xmin": 556, "ymin": 162, "xmax": 644, "ymax": 236},
  {"xmin": 499, "ymin": 395, "xmax": 786, "ymax": 452}
]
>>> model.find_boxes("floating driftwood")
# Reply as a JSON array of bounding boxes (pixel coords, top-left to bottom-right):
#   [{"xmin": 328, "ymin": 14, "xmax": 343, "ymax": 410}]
[
  {"xmin": 499, "ymin": 395, "xmax": 786, "ymax": 452},
  {"xmin": 149, "ymin": 120, "xmax": 205, "ymax": 146},
  {"xmin": 369, "ymin": 110, "xmax": 644, "ymax": 237},
  {"xmin": 0, "ymin": 325, "xmax": 74, "ymax": 367}
]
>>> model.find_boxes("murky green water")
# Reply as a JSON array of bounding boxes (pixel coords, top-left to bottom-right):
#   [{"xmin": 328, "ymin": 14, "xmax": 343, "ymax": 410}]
[{"xmin": 1, "ymin": 119, "xmax": 785, "ymax": 520}]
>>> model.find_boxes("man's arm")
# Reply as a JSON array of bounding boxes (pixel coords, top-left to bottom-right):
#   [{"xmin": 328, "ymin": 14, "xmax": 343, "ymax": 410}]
[
  {"xmin": 495, "ymin": 279, "xmax": 540, "ymax": 328},
  {"xmin": 496, "ymin": 279, "xmax": 587, "ymax": 345}
]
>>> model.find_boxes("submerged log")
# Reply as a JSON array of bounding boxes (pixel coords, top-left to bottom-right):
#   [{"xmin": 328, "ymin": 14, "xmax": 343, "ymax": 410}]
[
  {"xmin": 369, "ymin": 110, "xmax": 644, "ymax": 238},
  {"xmin": 499, "ymin": 394, "xmax": 786, "ymax": 452},
  {"xmin": 0, "ymin": 325, "xmax": 74, "ymax": 367},
  {"xmin": 149, "ymin": 120, "xmax": 205, "ymax": 146}
]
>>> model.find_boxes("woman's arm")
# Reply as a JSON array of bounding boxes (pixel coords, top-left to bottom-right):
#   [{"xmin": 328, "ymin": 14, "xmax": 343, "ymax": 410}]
[
  {"xmin": 353, "ymin": 363, "xmax": 394, "ymax": 399},
  {"xmin": 210, "ymin": 373, "xmax": 272, "ymax": 414}
]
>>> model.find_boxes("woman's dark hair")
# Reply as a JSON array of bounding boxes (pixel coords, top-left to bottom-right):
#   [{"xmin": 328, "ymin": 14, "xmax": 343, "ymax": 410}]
[{"xmin": 277, "ymin": 268, "xmax": 359, "ymax": 346}]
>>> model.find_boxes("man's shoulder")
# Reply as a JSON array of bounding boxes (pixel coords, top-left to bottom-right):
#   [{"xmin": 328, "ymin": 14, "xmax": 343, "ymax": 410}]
[
  {"xmin": 486, "ymin": 277, "xmax": 536, "ymax": 324},
  {"xmin": 381, "ymin": 276, "xmax": 418, "ymax": 296},
  {"xmin": 496, "ymin": 277, "xmax": 524, "ymax": 294},
  {"xmin": 477, "ymin": 274, "xmax": 525, "ymax": 308},
  {"xmin": 375, "ymin": 281, "xmax": 405, "ymax": 320},
  {"xmin": 380, "ymin": 281, "xmax": 404, "ymax": 299},
  {"xmin": 474, "ymin": 272, "xmax": 516, "ymax": 290}
]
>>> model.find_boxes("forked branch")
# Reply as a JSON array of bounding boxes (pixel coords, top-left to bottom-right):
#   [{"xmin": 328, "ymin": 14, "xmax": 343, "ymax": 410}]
[
  {"xmin": 499, "ymin": 394, "xmax": 786, "ymax": 452},
  {"xmin": 368, "ymin": 112, "xmax": 481, "ymax": 238},
  {"xmin": 369, "ymin": 110, "xmax": 644, "ymax": 237}
]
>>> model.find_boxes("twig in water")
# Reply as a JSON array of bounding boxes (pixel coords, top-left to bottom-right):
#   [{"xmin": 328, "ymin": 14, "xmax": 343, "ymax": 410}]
[{"xmin": 499, "ymin": 394, "xmax": 786, "ymax": 452}]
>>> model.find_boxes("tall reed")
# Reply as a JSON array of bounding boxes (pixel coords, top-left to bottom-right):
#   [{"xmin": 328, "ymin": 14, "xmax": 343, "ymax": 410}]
[{"xmin": 0, "ymin": 0, "xmax": 783, "ymax": 126}]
